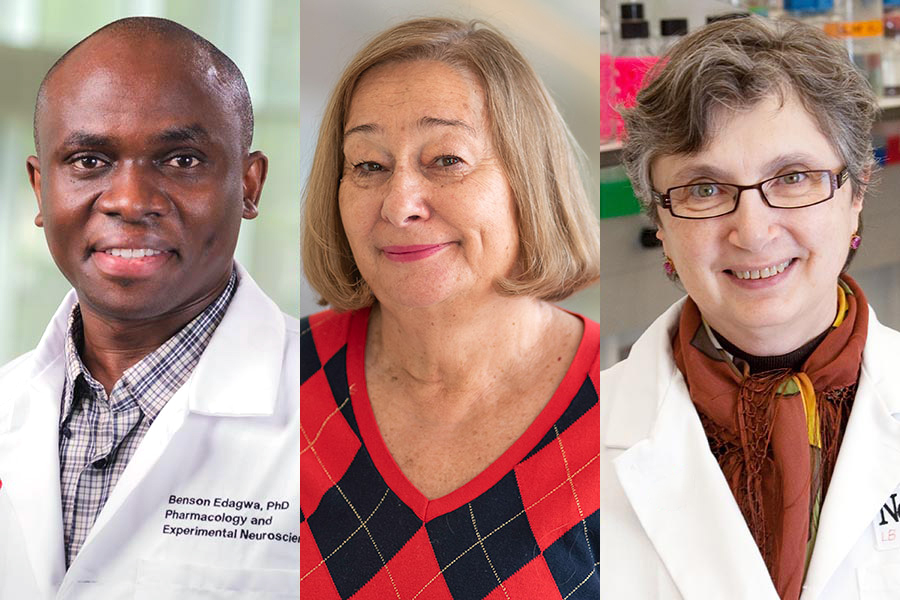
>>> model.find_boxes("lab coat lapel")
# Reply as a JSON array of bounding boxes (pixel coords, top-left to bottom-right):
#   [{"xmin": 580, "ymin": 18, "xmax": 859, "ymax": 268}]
[
  {"xmin": 801, "ymin": 314, "xmax": 900, "ymax": 599},
  {"xmin": 73, "ymin": 385, "xmax": 191, "ymax": 558},
  {"xmin": 0, "ymin": 359, "xmax": 67, "ymax": 593},
  {"xmin": 0, "ymin": 372, "xmax": 65, "ymax": 589},
  {"xmin": 614, "ymin": 376, "xmax": 779, "ymax": 600},
  {"xmin": 0, "ymin": 293, "xmax": 74, "ymax": 594},
  {"xmin": 69, "ymin": 265, "xmax": 285, "ymax": 570}
]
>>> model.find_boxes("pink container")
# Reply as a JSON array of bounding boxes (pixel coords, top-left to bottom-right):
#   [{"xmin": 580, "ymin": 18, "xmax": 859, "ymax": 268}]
[
  {"xmin": 601, "ymin": 53, "xmax": 616, "ymax": 143},
  {"xmin": 612, "ymin": 55, "xmax": 659, "ymax": 139}
]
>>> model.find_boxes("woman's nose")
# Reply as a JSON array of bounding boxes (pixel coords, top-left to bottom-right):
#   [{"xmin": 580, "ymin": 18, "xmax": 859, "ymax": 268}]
[
  {"xmin": 380, "ymin": 166, "xmax": 431, "ymax": 226},
  {"xmin": 727, "ymin": 188, "xmax": 779, "ymax": 252},
  {"xmin": 95, "ymin": 162, "xmax": 171, "ymax": 221}
]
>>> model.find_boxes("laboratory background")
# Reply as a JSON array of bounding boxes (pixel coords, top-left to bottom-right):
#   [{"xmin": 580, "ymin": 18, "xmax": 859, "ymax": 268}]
[
  {"xmin": 601, "ymin": 0, "xmax": 900, "ymax": 368},
  {"xmin": 0, "ymin": 0, "xmax": 299, "ymax": 365},
  {"xmin": 299, "ymin": 0, "xmax": 602, "ymax": 320}
]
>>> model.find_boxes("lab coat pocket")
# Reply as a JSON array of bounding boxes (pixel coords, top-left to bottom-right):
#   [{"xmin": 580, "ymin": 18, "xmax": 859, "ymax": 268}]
[
  {"xmin": 857, "ymin": 560, "xmax": 900, "ymax": 599},
  {"xmin": 135, "ymin": 559, "xmax": 299, "ymax": 600}
]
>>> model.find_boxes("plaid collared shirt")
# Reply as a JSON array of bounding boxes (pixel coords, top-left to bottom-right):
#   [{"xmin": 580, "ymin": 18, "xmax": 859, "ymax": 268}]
[{"xmin": 58, "ymin": 269, "xmax": 237, "ymax": 567}]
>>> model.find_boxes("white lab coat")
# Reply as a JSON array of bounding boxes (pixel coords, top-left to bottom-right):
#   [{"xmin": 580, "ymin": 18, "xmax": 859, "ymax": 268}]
[
  {"xmin": 601, "ymin": 298, "xmax": 900, "ymax": 600},
  {"xmin": 0, "ymin": 264, "xmax": 299, "ymax": 599}
]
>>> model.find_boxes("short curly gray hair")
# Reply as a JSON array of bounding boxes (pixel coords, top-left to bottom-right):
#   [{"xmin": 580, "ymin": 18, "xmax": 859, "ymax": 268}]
[{"xmin": 622, "ymin": 15, "xmax": 878, "ymax": 227}]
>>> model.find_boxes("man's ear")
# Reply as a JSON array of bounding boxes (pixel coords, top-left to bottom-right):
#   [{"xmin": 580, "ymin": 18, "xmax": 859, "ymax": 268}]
[
  {"xmin": 26, "ymin": 155, "xmax": 43, "ymax": 227},
  {"xmin": 241, "ymin": 151, "xmax": 268, "ymax": 220}
]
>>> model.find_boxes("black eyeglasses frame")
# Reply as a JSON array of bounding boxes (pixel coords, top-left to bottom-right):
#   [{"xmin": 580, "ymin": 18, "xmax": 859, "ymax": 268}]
[{"xmin": 651, "ymin": 168, "xmax": 850, "ymax": 220}]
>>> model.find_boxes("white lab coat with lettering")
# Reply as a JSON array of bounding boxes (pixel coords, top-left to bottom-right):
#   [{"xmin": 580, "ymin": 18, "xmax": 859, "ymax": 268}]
[
  {"xmin": 0, "ymin": 264, "xmax": 299, "ymax": 599},
  {"xmin": 601, "ymin": 298, "xmax": 900, "ymax": 600}
]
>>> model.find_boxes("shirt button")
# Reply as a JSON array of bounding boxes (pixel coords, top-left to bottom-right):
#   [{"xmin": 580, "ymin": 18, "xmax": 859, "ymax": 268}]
[
  {"xmin": 60, "ymin": 426, "xmax": 72, "ymax": 438},
  {"xmin": 92, "ymin": 458, "xmax": 109, "ymax": 469}
]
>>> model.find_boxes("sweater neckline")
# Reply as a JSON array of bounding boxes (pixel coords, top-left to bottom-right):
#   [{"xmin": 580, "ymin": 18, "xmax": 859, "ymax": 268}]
[{"xmin": 345, "ymin": 306, "xmax": 600, "ymax": 521}]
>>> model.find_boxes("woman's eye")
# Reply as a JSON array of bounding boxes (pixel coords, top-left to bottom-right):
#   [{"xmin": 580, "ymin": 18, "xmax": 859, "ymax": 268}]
[
  {"xmin": 165, "ymin": 155, "xmax": 201, "ymax": 168},
  {"xmin": 691, "ymin": 183, "xmax": 720, "ymax": 198},
  {"xmin": 778, "ymin": 172, "xmax": 806, "ymax": 185},
  {"xmin": 436, "ymin": 156, "xmax": 461, "ymax": 167},
  {"xmin": 354, "ymin": 161, "xmax": 385, "ymax": 174}
]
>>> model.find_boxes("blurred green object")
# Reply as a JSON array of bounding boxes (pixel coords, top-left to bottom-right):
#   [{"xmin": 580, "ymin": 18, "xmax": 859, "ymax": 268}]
[{"xmin": 599, "ymin": 173, "xmax": 642, "ymax": 219}]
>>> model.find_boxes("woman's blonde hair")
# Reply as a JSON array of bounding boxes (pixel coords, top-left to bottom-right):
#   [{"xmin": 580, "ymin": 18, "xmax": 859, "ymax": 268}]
[{"xmin": 302, "ymin": 17, "xmax": 601, "ymax": 311}]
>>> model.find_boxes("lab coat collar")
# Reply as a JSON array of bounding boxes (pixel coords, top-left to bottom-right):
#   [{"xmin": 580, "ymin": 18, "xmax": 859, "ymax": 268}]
[
  {"xmin": 606, "ymin": 297, "xmax": 779, "ymax": 599},
  {"xmin": 801, "ymin": 308, "xmax": 900, "ymax": 598},
  {"xmin": 604, "ymin": 297, "xmax": 685, "ymax": 450},
  {"xmin": 22, "ymin": 261, "xmax": 286, "ymax": 419},
  {"xmin": 182, "ymin": 262, "xmax": 286, "ymax": 417}
]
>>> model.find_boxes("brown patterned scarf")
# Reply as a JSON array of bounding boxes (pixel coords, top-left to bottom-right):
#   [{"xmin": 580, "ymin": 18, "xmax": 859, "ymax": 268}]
[{"xmin": 672, "ymin": 276, "xmax": 867, "ymax": 600}]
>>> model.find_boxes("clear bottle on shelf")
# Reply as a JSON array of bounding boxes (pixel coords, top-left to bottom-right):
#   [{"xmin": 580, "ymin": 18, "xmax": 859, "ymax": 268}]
[
  {"xmin": 827, "ymin": 0, "xmax": 884, "ymax": 96},
  {"xmin": 618, "ymin": 2, "xmax": 654, "ymax": 57},
  {"xmin": 657, "ymin": 18, "xmax": 688, "ymax": 55},
  {"xmin": 601, "ymin": 6, "xmax": 617, "ymax": 144},
  {"xmin": 884, "ymin": 0, "xmax": 900, "ymax": 95},
  {"xmin": 613, "ymin": 2, "xmax": 657, "ymax": 140}
]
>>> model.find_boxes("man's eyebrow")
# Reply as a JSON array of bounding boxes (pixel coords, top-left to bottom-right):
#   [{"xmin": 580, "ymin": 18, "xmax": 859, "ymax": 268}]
[
  {"xmin": 60, "ymin": 131, "xmax": 113, "ymax": 149},
  {"xmin": 153, "ymin": 125, "xmax": 212, "ymax": 145},
  {"xmin": 418, "ymin": 116, "xmax": 476, "ymax": 135}
]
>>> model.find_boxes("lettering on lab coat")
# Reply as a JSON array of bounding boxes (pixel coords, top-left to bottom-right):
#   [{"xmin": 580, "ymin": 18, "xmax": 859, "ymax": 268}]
[
  {"xmin": 161, "ymin": 494, "xmax": 298, "ymax": 543},
  {"xmin": 874, "ymin": 492, "xmax": 900, "ymax": 550}
]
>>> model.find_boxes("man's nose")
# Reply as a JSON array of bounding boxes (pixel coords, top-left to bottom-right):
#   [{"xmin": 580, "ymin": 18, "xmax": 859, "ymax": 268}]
[
  {"xmin": 95, "ymin": 162, "xmax": 170, "ymax": 221},
  {"xmin": 380, "ymin": 166, "xmax": 431, "ymax": 226}
]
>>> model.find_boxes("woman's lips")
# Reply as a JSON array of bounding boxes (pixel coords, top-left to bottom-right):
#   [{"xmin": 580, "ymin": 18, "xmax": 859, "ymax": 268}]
[
  {"xmin": 725, "ymin": 258, "xmax": 795, "ymax": 286},
  {"xmin": 381, "ymin": 243, "xmax": 453, "ymax": 263}
]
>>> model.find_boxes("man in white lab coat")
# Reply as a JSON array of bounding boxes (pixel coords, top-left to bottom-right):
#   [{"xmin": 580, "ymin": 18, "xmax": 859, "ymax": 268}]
[{"xmin": 0, "ymin": 17, "xmax": 298, "ymax": 599}]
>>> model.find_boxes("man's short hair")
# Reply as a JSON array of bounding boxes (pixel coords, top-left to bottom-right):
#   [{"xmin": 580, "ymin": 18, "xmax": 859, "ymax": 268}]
[{"xmin": 34, "ymin": 16, "xmax": 254, "ymax": 155}]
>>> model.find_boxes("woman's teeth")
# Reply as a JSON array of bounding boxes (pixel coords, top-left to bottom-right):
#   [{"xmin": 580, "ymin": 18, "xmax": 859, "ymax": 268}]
[
  {"xmin": 733, "ymin": 259, "xmax": 791, "ymax": 280},
  {"xmin": 105, "ymin": 248, "xmax": 163, "ymax": 259}
]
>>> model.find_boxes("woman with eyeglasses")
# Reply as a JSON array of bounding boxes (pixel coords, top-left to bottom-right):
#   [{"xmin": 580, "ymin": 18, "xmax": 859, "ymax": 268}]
[{"xmin": 601, "ymin": 16, "xmax": 900, "ymax": 600}]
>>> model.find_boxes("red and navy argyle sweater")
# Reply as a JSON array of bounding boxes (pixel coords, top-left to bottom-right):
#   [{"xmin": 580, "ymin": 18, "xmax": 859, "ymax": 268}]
[{"xmin": 301, "ymin": 307, "xmax": 599, "ymax": 600}]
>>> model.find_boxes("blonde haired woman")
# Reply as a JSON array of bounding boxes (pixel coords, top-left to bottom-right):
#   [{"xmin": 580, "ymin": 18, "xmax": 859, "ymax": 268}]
[{"xmin": 301, "ymin": 17, "xmax": 600, "ymax": 600}]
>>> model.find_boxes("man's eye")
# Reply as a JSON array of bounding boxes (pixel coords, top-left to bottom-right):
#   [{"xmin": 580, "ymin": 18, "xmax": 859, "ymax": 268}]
[
  {"xmin": 165, "ymin": 155, "xmax": 201, "ymax": 168},
  {"xmin": 73, "ymin": 156, "xmax": 105, "ymax": 170}
]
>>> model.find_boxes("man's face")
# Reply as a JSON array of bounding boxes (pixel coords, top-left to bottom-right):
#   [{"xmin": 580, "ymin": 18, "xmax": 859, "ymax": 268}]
[{"xmin": 28, "ymin": 34, "xmax": 265, "ymax": 323}]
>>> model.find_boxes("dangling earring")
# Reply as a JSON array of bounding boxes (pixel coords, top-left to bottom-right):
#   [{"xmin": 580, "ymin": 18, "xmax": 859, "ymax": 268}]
[
  {"xmin": 663, "ymin": 254, "xmax": 677, "ymax": 279},
  {"xmin": 850, "ymin": 232, "xmax": 862, "ymax": 250}
]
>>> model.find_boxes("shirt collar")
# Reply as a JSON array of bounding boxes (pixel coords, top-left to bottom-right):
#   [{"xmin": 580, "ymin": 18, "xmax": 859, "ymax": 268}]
[{"xmin": 59, "ymin": 268, "xmax": 238, "ymax": 425}]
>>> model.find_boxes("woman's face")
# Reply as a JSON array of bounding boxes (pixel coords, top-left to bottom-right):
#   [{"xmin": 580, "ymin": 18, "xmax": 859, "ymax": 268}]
[
  {"xmin": 339, "ymin": 60, "xmax": 518, "ymax": 310},
  {"xmin": 653, "ymin": 94, "xmax": 863, "ymax": 355}
]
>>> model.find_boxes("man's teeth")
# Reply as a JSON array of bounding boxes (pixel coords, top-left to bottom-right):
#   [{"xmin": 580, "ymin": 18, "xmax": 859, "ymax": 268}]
[
  {"xmin": 733, "ymin": 260, "xmax": 791, "ymax": 280},
  {"xmin": 105, "ymin": 248, "xmax": 163, "ymax": 258}
]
